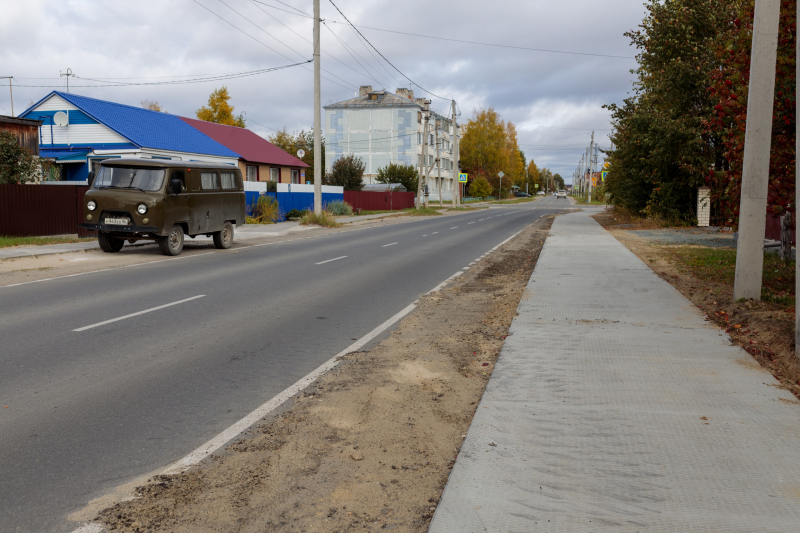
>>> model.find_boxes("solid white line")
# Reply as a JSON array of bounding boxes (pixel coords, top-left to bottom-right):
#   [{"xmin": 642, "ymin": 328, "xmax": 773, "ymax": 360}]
[
  {"xmin": 316, "ymin": 256, "xmax": 347, "ymax": 265},
  {"xmin": 382, "ymin": 242, "xmax": 398, "ymax": 247},
  {"xmin": 160, "ymin": 301, "xmax": 417, "ymax": 476},
  {"xmin": 450, "ymin": 227, "xmax": 458, "ymax": 229},
  {"xmin": 72, "ymin": 295, "xmax": 206, "ymax": 332}
]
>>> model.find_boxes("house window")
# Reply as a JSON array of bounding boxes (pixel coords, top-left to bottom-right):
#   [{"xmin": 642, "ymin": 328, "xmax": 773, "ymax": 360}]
[
  {"xmin": 417, "ymin": 132, "xmax": 422, "ymax": 145},
  {"xmin": 270, "ymin": 168, "xmax": 280, "ymax": 182},
  {"xmin": 291, "ymin": 169, "xmax": 300, "ymax": 184},
  {"xmin": 246, "ymin": 165, "xmax": 258, "ymax": 182}
]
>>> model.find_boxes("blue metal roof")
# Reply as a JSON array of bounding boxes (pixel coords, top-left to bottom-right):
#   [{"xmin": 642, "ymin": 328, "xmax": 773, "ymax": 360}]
[
  {"xmin": 40, "ymin": 148, "xmax": 90, "ymax": 162},
  {"xmin": 22, "ymin": 92, "xmax": 239, "ymax": 158}
]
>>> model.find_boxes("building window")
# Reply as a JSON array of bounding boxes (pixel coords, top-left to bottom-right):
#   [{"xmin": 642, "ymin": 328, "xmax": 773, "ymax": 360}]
[
  {"xmin": 246, "ymin": 165, "xmax": 258, "ymax": 182},
  {"xmin": 417, "ymin": 132, "xmax": 422, "ymax": 145},
  {"xmin": 418, "ymin": 155, "xmax": 422, "ymax": 168},
  {"xmin": 270, "ymin": 167, "xmax": 279, "ymax": 182},
  {"xmin": 429, "ymin": 134, "xmax": 434, "ymax": 145},
  {"xmin": 291, "ymin": 169, "xmax": 300, "ymax": 184}
]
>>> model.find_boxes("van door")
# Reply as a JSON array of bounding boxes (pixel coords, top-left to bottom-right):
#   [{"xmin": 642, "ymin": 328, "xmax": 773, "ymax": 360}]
[
  {"xmin": 165, "ymin": 170, "xmax": 189, "ymax": 230},
  {"xmin": 220, "ymin": 170, "xmax": 240, "ymax": 223},
  {"xmin": 199, "ymin": 170, "xmax": 223, "ymax": 233}
]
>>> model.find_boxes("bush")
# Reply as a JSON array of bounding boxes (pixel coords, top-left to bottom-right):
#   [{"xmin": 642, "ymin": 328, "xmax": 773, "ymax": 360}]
[
  {"xmin": 300, "ymin": 210, "xmax": 341, "ymax": 227},
  {"xmin": 326, "ymin": 154, "xmax": 365, "ymax": 190},
  {"xmin": 376, "ymin": 162, "xmax": 418, "ymax": 194},
  {"xmin": 247, "ymin": 195, "xmax": 280, "ymax": 224},
  {"xmin": 470, "ymin": 176, "xmax": 493, "ymax": 198},
  {"xmin": 285, "ymin": 209, "xmax": 304, "ymax": 219},
  {"xmin": 0, "ymin": 130, "xmax": 56, "ymax": 184},
  {"xmin": 324, "ymin": 200, "xmax": 353, "ymax": 216},
  {"xmin": 266, "ymin": 180, "xmax": 278, "ymax": 192}
]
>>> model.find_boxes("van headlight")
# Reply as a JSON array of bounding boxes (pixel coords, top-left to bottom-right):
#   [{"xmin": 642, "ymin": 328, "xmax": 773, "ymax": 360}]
[
  {"xmin": 87, "ymin": 200, "xmax": 97, "ymax": 211},
  {"xmin": 137, "ymin": 203, "xmax": 148, "ymax": 215}
]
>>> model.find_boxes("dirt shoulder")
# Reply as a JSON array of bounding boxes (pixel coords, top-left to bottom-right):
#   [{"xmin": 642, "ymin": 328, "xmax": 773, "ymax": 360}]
[
  {"xmin": 90, "ymin": 215, "xmax": 554, "ymax": 533},
  {"xmin": 593, "ymin": 211, "xmax": 800, "ymax": 400}
]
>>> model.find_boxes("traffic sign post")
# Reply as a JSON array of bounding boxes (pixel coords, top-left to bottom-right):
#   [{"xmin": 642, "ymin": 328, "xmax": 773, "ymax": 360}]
[{"xmin": 498, "ymin": 171, "xmax": 505, "ymax": 199}]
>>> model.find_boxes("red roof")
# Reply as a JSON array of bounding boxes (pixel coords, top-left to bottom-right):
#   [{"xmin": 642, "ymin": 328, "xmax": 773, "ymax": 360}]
[{"xmin": 180, "ymin": 117, "xmax": 309, "ymax": 168}]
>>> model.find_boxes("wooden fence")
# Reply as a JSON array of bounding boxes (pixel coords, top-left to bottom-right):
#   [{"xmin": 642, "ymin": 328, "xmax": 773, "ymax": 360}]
[
  {"xmin": 343, "ymin": 190, "xmax": 416, "ymax": 211},
  {"xmin": 0, "ymin": 184, "xmax": 95, "ymax": 237}
]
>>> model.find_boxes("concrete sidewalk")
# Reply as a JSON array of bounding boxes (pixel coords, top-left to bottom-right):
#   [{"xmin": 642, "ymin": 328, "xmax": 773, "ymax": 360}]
[{"xmin": 431, "ymin": 210, "xmax": 800, "ymax": 532}]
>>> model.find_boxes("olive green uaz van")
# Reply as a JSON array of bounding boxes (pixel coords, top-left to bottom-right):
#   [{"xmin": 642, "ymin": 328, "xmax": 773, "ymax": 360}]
[{"xmin": 79, "ymin": 159, "xmax": 246, "ymax": 256}]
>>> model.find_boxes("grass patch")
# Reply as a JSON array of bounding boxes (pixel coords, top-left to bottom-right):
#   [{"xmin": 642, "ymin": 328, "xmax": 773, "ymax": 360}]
[
  {"xmin": 489, "ymin": 197, "xmax": 538, "ymax": 205},
  {"xmin": 0, "ymin": 235, "xmax": 96, "ymax": 248},
  {"xmin": 669, "ymin": 246, "xmax": 795, "ymax": 309},
  {"xmin": 402, "ymin": 207, "xmax": 442, "ymax": 216},
  {"xmin": 300, "ymin": 210, "xmax": 342, "ymax": 228}
]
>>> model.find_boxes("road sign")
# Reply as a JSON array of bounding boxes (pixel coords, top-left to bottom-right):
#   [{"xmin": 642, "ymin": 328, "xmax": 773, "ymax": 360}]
[
  {"xmin": 497, "ymin": 171, "xmax": 505, "ymax": 178},
  {"xmin": 601, "ymin": 171, "xmax": 609, "ymax": 181},
  {"xmin": 297, "ymin": 149, "xmax": 305, "ymax": 158},
  {"xmin": 535, "ymin": 184, "xmax": 539, "ymax": 189},
  {"xmin": 459, "ymin": 173, "xmax": 468, "ymax": 183}
]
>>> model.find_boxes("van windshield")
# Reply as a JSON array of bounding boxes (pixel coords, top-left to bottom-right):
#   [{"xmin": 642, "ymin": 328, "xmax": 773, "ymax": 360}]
[{"xmin": 94, "ymin": 166, "xmax": 165, "ymax": 192}]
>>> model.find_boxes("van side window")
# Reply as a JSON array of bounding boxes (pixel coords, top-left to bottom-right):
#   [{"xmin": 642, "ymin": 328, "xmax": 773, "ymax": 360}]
[
  {"xmin": 220, "ymin": 171, "xmax": 237, "ymax": 190},
  {"xmin": 172, "ymin": 170, "xmax": 186, "ymax": 191},
  {"xmin": 201, "ymin": 171, "xmax": 219, "ymax": 190}
]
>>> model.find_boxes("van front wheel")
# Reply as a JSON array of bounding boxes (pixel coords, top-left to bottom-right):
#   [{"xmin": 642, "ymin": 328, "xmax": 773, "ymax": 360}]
[
  {"xmin": 159, "ymin": 225, "xmax": 184, "ymax": 256},
  {"xmin": 213, "ymin": 222, "xmax": 234, "ymax": 249},
  {"xmin": 98, "ymin": 232, "xmax": 124, "ymax": 253}
]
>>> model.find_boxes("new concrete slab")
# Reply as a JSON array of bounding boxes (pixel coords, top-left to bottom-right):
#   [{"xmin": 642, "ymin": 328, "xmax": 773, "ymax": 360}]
[{"xmin": 430, "ymin": 210, "xmax": 800, "ymax": 533}]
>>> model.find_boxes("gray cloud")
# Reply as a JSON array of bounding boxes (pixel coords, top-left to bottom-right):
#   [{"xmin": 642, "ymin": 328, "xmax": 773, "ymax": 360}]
[{"xmin": 0, "ymin": 0, "xmax": 645, "ymax": 180}]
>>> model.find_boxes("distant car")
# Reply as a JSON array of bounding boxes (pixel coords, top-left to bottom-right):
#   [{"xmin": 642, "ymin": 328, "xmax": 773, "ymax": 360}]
[
  {"xmin": 557, "ymin": 190, "xmax": 567, "ymax": 198},
  {"xmin": 513, "ymin": 191, "xmax": 530, "ymax": 198},
  {"xmin": 537, "ymin": 191, "xmax": 545, "ymax": 196}
]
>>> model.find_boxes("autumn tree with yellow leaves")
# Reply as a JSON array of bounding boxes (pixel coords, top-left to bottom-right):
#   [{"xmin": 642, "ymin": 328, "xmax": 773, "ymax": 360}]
[
  {"xmin": 196, "ymin": 86, "xmax": 246, "ymax": 127},
  {"xmin": 460, "ymin": 107, "xmax": 525, "ymax": 198}
]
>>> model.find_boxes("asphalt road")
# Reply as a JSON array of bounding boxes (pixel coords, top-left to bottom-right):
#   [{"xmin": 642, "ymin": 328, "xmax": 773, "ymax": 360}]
[{"xmin": 0, "ymin": 196, "xmax": 570, "ymax": 532}]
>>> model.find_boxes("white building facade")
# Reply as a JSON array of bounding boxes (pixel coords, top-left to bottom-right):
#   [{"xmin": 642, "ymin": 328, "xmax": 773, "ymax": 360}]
[{"xmin": 325, "ymin": 86, "xmax": 459, "ymax": 200}]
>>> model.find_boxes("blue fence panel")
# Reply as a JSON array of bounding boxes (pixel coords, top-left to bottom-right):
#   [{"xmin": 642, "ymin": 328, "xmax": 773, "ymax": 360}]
[{"xmin": 246, "ymin": 191, "xmax": 344, "ymax": 223}]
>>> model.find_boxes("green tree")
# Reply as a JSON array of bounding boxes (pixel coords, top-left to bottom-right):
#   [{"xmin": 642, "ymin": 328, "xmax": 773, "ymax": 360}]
[
  {"xmin": 470, "ymin": 175, "xmax": 493, "ymax": 198},
  {"xmin": 196, "ymin": 86, "xmax": 246, "ymax": 127},
  {"xmin": 0, "ymin": 131, "xmax": 56, "ymax": 184},
  {"xmin": 327, "ymin": 154, "xmax": 365, "ymax": 191},
  {"xmin": 376, "ymin": 162, "xmax": 418, "ymax": 193},
  {"xmin": 553, "ymin": 173, "xmax": 565, "ymax": 190},
  {"xmin": 268, "ymin": 128, "xmax": 325, "ymax": 184},
  {"xmin": 605, "ymin": 0, "xmax": 740, "ymax": 220}
]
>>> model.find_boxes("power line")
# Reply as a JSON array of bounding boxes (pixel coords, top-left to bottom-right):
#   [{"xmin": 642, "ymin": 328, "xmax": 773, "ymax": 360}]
[
  {"xmin": 323, "ymin": 22, "xmax": 391, "ymax": 89},
  {"xmin": 11, "ymin": 62, "xmax": 311, "ymax": 87},
  {"xmin": 253, "ymin": 1, "xmax": 634, "ymax": 60},
  {"xmin": 326, "ymin": 0, "xmax": 450, "ymax": 101}
]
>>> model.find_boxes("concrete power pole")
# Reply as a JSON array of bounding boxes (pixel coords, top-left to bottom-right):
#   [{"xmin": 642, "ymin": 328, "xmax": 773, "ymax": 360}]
[
  {"xmin": 417, "ymin": 101, "xmax": 430, "ymax": 208},
  {"xmin": 733, "ymin": 0, "xmax": 781, "ymax": 300},
  {"xmin": 436, "ymin": 122, "xmax": 442, "ymax": 206},
  {"xmin": 452, "ymin": 100, "xmax": 459, "ymax": 206},
  {"xmin": 313, "ymin": 0, "xmax": 322, "ymax": 214},
  {"xmin": 588, "ymin": 131, "xmax": 595, "ymax": 203}
]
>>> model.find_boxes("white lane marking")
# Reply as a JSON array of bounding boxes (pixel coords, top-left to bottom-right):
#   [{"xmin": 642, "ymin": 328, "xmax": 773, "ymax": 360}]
[
  {"xmin": 160, "ymin": 301, "xmax": 418, "ymax": 476},
  {"xmin": 72, "ymin": 295, "xmax": 206, "ymax": 332},
  {"xmin": 69, "ymin": 221, "xmax": 531, "ymax": 533},
  {"xmin": 316, "ymin": 256, "xmax": 347, "ymax": 265},
  {"xmin": 468, "ymin": 222, "xmax": 475, "ymax": 224},
  {"xmin": 382, "ymin": 242, "xmax": 398, "ymax": 247},
  {"xmin": 422, "ymin": 235, "xmax": 428, "ymax": 237},
  {"xmin": 432, "ymin": 232, "xmax": 439, "ymax": 234},
  {"xmin": 478, "ymin": 219, "xmax": 485, "ymax": 221},
  {"xmin": 450, "ymin": 227, "xmax": 458, "ymax": 230}
]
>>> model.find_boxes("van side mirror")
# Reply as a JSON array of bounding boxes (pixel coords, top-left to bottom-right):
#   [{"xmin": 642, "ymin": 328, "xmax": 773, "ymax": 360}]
[
  {"xmin": 88, "ymin": 171, "xmax": 95, "ymax": 187},
  {"xmin": 169, "ymin": 178, "xmax": 182, "ymax": 195}
]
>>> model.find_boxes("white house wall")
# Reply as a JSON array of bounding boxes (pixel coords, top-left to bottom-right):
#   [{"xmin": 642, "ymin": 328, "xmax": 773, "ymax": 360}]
[{"xmin": 33, "ymin": 94, "xmax": 131, "ymax": 147}]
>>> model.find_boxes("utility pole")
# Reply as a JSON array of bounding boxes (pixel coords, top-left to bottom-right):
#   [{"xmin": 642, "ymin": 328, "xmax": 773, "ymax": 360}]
[
  {"xmin": 1, "ymin": 77, "xmax": 12, "ymax": 116},
  {"xmin": 313, "ymin": 0, "xmax": 322, "ymax": 214},
  {"xmin": 436, "ymin": 121, "xmax": 442, "ymax": 206},
  {"xmin": 417, "ymin": 101, "xmax": 430, "ymax": 208},
  {"xmin": 588, "ymin": 131, "xmax": 595, "ymax": 203},
  {"xmin": 733, "ymin": 0, "xmax": 781, "ymax": 300},
  {"xmin": 452, "ymin": 100, "xmax": 459, "ymax": 206},
  {"xmin": 60, "ymin": 68, "xmax": 75, "ymax": 93}
]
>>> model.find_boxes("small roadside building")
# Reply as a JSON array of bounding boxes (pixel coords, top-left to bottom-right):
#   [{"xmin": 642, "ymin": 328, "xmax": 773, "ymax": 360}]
[
  {"xmin": 18, "ymin": 91, "xmax": 240, "ymax": 181},
  {"xmin": 181, "ymin": 117, "xmax": 309, "ymax": 184},
  {"xmin": 0, "ymin": 115, "xmax": 43, "ymax": 154}
]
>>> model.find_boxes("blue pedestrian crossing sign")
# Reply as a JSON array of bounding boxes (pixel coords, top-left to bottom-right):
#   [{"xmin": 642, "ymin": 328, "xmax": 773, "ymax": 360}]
[
  {"xmin": 601, "ymin": 171, "xmax": 609, "ymax": 181},
  {"xmin": 458, "ymin": 173, "xmax": 468, "ymax": 183}
]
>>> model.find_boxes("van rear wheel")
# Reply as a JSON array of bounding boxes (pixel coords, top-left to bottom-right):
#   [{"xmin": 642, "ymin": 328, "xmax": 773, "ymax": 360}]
[
  {"xmin": 98, "ymin": 232, "xmax": 124, "ymax": 253},
  {"xmin": 159, "ymin": 225, "xmax": 184, "ymax": 256},
  {"xmin": 213, "ymin": 222, "xmax": 234, "ymax": 249}
]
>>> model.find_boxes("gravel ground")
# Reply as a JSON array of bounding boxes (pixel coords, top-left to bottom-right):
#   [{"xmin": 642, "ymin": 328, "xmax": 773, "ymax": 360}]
[{"xmin": 92, "ymin": 215, "xmax": 556, "ymax": 533}]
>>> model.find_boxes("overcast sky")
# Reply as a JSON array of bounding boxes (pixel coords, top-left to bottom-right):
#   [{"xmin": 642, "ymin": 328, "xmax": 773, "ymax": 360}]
[{"xmin": 1, "ymin": 0, "xmax": 645, "ymax": 182}]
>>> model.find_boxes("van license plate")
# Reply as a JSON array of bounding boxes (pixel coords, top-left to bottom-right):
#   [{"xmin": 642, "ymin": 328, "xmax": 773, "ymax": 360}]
[{"xmin": 105, "ymin": 218, "xmax": 130, "ymax": 226}]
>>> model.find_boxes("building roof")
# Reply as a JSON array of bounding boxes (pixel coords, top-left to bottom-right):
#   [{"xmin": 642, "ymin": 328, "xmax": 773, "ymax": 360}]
[
  {"xmin": 324, "ymin": 90, "xmax": 420, "ymax": 109},
  {"xmin": 181, "ymin": 117, "xmax": 309, "ymax": 168},
  {"xmin": 39, "ymin": 148, "xmax": 90, "ymax": 162},
  {"xmin": 0, "ymin": 115, "xmax": 43, "ymax": 127},
  {"xmin": 20, "ymin": 91, "xmax": 239, "ymax": 158}
]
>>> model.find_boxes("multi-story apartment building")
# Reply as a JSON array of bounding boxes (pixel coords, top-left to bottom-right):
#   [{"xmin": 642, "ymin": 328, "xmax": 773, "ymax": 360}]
[{"xmin": 325, "ymin": 86, "xmax": 459, "ymax": 200}]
